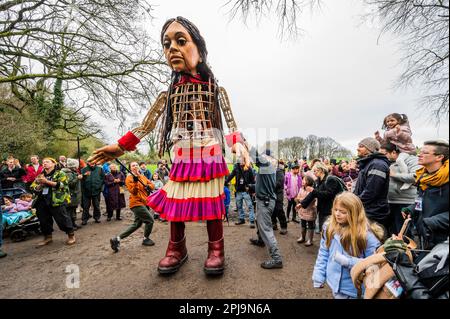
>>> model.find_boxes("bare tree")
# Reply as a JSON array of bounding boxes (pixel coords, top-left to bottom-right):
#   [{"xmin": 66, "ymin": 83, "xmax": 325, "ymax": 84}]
[
  {"xmin": 0, "ymin": 0, "xmax": 169, "ymax": 123},
  {"xmin": 364, "ymin": 0, "xmax": 449, "ymax": 122},
  {"xmin": 267, "ymin": 134, "xmax": 350, "ymax": 160},
  {"xmin": 223, "ymin": 0, "xmax": 321, "ymax": 38}
]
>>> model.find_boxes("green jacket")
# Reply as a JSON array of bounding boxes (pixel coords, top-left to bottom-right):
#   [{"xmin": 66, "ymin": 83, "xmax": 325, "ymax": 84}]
[
  {"xmin": 62, "ymin": 168, "xmax": 81, "ymax": 207},
  {"xmin": 81, "ymin": 165, "xmax": 105, "ymax": 196},
  {"xmin": 30, "ymin": 169, "xmax": 71, "ymax": 207}
]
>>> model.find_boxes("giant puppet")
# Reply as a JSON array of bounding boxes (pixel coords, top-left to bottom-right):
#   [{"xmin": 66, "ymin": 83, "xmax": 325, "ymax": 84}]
[{"xmin": 89, "ymin": 17, "xmax": 247, "ymax": 275}]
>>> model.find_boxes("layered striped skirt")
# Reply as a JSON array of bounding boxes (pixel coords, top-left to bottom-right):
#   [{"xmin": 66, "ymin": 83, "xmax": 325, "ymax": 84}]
[{"xmin": 147, "ymin": 139, "xmax": 229, "ymax": 222}]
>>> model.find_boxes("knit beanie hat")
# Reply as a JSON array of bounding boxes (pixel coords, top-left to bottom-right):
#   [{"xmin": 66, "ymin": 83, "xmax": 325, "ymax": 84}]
[
  {"xmin": 66, "ymin": 158, "xmax": 79, "ymax": 169},
  {"xmin": 359, "ymin": 137, "xmax": 380, "ymax": 153}
]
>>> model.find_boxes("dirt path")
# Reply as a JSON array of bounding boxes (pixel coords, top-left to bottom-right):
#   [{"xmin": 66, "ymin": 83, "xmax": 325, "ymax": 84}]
[{"xmin": 0, "ymin": 199, "xmax": 331, "ymax": 299}]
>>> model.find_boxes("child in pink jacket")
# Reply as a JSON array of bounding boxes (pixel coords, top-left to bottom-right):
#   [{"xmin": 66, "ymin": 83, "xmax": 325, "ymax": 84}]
[
  {"xmin": 295, "ymin": 175, "xmax": 317, "ymax": 246},
  {"xmin": 375, "ymin": 113, "xmax": 416, "ymax": 190},
  {"xmin": 15, "ymin": 193, "xmax": 33, "ymax": 211}
]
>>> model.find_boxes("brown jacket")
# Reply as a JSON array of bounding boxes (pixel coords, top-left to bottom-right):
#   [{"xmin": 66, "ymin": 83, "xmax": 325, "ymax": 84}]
[{"xmin": 125, "ymin": 174, "xmax": 154, "ymax": 209}]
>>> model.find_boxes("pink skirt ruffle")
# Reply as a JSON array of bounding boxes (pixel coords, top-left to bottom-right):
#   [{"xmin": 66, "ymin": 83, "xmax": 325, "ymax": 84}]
[
  {"xmin": 169, "ymin": 155, "xmax": 229, "ymax": 182},
  {"xmin": 147, "ymin": 189, "xmax": 225, "ymax": 222}
]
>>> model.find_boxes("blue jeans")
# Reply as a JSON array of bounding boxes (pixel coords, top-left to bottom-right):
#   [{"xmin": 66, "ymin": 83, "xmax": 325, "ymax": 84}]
[{"xmin": 235, "ymin": 192, "xmax": 255, "ymax": 223}]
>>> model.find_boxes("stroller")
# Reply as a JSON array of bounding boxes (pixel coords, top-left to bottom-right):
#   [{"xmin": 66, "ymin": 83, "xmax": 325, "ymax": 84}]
[
  {"xmin": 351, "ymin": 218, "xmax": 449, "ymax": 299},
  {"xmin": 1, "ymin": 187, "xmax": 41, "ymax": 242}
]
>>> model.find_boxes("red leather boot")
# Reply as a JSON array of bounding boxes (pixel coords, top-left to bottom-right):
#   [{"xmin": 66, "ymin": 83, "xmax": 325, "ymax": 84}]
[
  {"xmin": 204, "ymin": 220, "xmax": 225, "ymax": 275},
  {"xmin": 158, "ymin": 222, "xmax": 188, "ymax": 275}
]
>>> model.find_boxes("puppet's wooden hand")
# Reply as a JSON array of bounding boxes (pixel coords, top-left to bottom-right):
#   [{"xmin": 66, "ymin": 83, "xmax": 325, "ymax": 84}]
[{"xmin": 88, "ymin": 144, "xmax": 125, "ymax": 165}]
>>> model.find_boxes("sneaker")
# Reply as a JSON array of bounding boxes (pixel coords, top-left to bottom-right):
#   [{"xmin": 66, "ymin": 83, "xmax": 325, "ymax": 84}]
[
  {"xmin": 279, "ymin": 229, "xmax": 288, "ymax": 235},
  {"xmin": 261, "ymin": 259, "xmax": 283, "ymax": 269},
  {"xmin": 116, "ymin": 217, "xmax": 122, "ymax": 221},
  {"xmin": 249, "ymin": 222, "xmax": 256, "ymax": 229},
  {"xmin": 249, "ymin": 238, "xmax": 265, "ymax": 247},
  {"xmin": 272, "ymin": 224, "xmax": 278, "ymax": 230},
  {"xmin": 110, "ymin": 237, "xmax": 120, "ymax": 253},
  {"xmin": 235, "ymin": 220, "xmax": 245, "ymax": 226},
  {"xmin": 0, "ymin": 250, "xmax": 7, "ymax": 258},
  {"xmin": 81, "ymin": 220, "xmax": 87, "ymax": 226},
  {"xmin": 142, "ymin": 238, "xmax": 155, "ymax": 246},
  {"xmin": 107, "ymin": 217, "xmax": 112, "ymax": 222},
  {"xmin": 292, "ymin": 219, "xmax": 300, "ymax": 224},
  {"xmin": 94, "ymin": 219, "xmax": 101, "ymax": 224}
]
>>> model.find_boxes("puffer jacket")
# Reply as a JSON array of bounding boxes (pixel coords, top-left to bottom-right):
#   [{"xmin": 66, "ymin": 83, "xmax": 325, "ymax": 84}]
[
  {"xmin": 284, "ymin": 172, "xmax": 302, "ymax": 199},
  {"xmin": 296, "ymin": 188, "xmax": 317, "ymax": 221}
]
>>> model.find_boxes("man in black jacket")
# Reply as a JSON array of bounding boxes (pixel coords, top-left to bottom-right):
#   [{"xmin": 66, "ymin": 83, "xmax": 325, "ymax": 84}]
[
  {"xmin": 226, "ymin": 161, "xmax": 256, "ymax": 228},
  {"xmin": 272, "ymin": 160, "xmax": 288, "ymax": 234},
  {"xmin": 403, "ymin": 140, "xmax": 449, "ymax": 250},
  {"xmin": 0, "ymin": 157, "xmax": 26, "ymax": 189},
  {"xmin": 353, "ymin": 137, "xmax": 391, "ymax": 230}
]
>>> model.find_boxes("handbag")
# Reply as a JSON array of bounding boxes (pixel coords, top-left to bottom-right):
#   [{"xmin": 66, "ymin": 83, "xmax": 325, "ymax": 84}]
[{"xmin": 351, "ymin": 218, "xmax": 417, "ymax": 299}]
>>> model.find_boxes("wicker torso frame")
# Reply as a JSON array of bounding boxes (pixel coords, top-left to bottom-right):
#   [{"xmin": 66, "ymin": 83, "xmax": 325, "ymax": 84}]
[
  {"xmin": 131, "ymin": 83, "xmax": 237, "ymax": 151},
  {"xmin": 170, "ymin": 82, "xmax": 216, "ymax": 141}
]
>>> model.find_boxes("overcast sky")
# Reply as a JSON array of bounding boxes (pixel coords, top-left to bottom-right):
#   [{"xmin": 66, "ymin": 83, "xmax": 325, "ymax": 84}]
[{"xmin": 96, "ymin": 0, "xmax": 449, "ymax": 155}]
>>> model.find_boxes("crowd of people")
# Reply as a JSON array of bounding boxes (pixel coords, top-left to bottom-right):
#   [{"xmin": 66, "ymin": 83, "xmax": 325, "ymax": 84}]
[
  {"xmin": 224, "ymin": 112, "xmax": 448, "ymax": 298},
  {"xmin": 0, "ymin": 112, "xmax": 448, "ymax": 299},
  {"xmin": 0, "ymin": 157, "xmax": 172, "ymax": 255}
]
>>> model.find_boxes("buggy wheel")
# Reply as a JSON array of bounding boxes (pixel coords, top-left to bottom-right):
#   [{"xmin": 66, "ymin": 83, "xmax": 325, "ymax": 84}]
[{"xmin": 10, "ymin": 229, "xmax": 26, "ymax": 242}]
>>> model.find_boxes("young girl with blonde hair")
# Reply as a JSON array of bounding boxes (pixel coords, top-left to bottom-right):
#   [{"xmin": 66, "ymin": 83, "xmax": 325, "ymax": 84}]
[{"xmin": 312, "ymin": 192, "xmax": 384, "ymax": 299}]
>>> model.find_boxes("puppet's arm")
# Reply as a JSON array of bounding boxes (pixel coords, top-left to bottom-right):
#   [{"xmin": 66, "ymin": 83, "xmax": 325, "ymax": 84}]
[
  {"xmin": 219, "ymin": 87, "xmax": 250, "ymax": 169},
  {"xmin": 131, "ymin": 92, "xmax": 167, "ymax": 140},
  {"xmin": 88, "ymin": 92, "xmax": 167, "ymax": 164},
  {"xmin": 218, "ymin": 87, "xmax": 238, "ymax": 132},
  {"xmin": 219, "ymin": 86, "xmax": 244, "ymax": 147}
]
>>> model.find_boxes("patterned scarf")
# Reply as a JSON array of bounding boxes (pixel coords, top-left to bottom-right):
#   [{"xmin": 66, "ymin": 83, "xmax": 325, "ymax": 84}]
[{"xmin": 415, "ymin": 160, "xmax": 449, "ymax": 191}]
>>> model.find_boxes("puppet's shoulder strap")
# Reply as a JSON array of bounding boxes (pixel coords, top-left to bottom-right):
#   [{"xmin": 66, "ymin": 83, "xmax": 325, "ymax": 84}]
[
  {"xmin": 218, "ymin": 87, "xmax": 237, "ymax": 131},
  {"xmin": 132, "ymin": 91, "xmax": 167, "ymax": 139}
]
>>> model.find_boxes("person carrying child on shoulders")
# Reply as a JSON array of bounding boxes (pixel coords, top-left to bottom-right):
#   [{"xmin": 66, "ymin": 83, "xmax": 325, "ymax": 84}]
[{"xmin": 375, "ymin": 113, "xmax": 416, "ymax": 190}]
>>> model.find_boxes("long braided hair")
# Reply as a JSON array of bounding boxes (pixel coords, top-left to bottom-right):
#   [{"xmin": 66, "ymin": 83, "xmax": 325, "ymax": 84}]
[{"xmin": 158, "ymin": 16, "xmax": 225, "ymax": 157}]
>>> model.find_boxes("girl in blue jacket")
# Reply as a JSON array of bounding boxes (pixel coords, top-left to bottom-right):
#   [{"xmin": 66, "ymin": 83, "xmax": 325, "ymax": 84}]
[{"xmin": 312, "ymin": 192, "xmax": 384, "ymax": 299}]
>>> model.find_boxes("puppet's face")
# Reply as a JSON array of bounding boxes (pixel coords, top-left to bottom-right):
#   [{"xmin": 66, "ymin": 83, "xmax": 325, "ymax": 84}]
[{"xmin": 162, "ymin": 22, "xmax": 201, "ymax": 75}]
